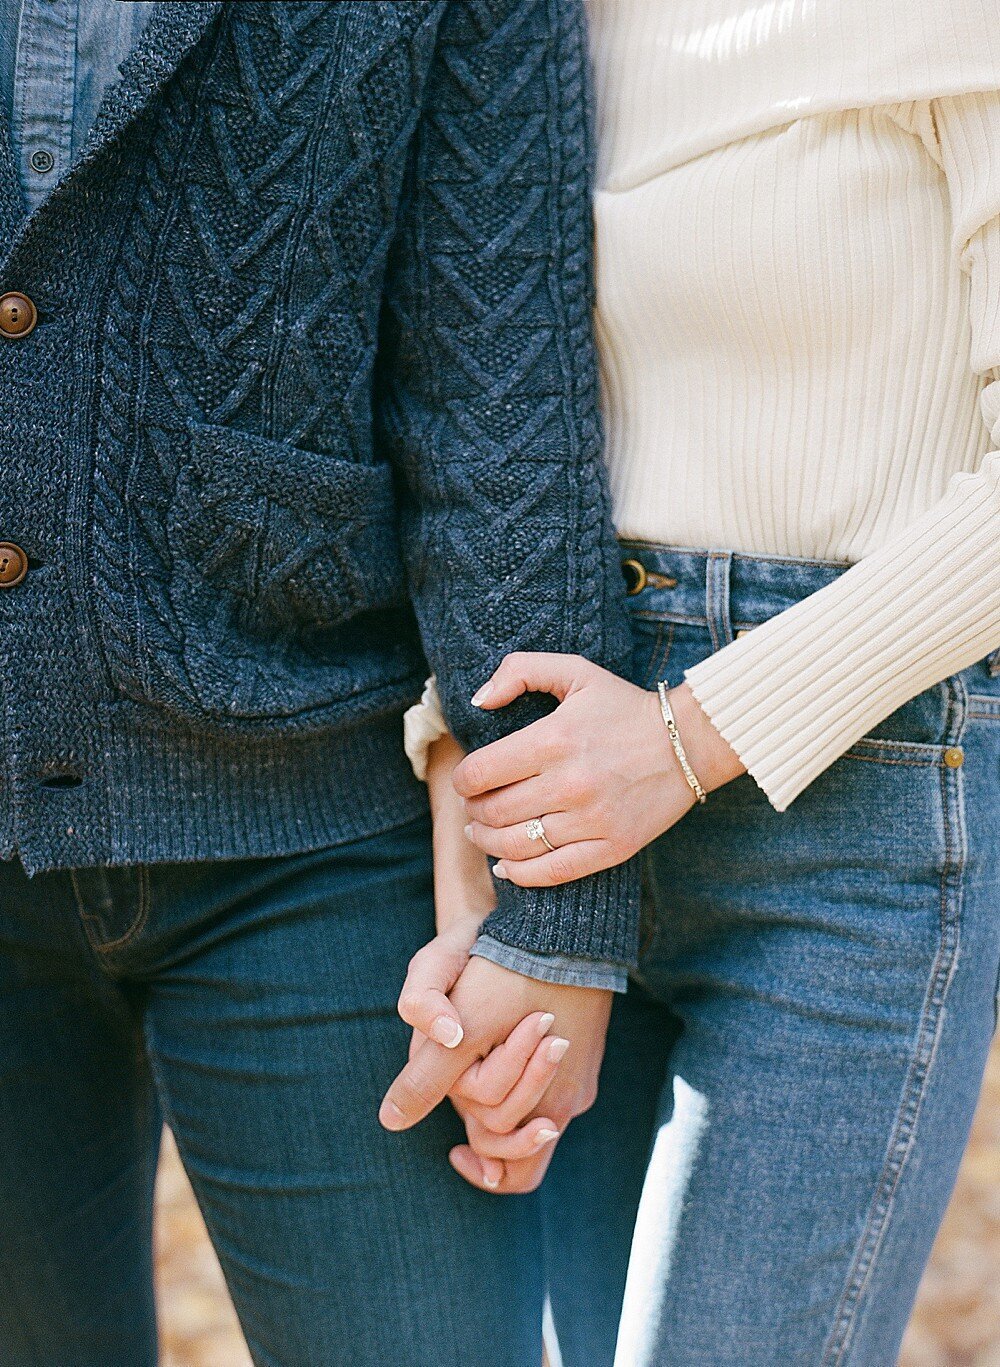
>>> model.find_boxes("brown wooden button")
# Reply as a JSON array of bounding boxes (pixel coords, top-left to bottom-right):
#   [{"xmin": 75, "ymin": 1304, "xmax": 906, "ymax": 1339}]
[
  {"xmin": 943, "ymin": 747, "xmax": 964, "ymax": 769},
  {"xmin": 0, "ymin": 543, "xmax": 28, "ymax": 587},
  {"xmin": 0, "ymin": 292, "xmax": 38, "ymax": 338}
]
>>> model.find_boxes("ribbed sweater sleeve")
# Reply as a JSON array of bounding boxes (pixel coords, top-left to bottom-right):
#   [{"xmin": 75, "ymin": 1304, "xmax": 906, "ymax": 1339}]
[
  {"xmin": 378, "ymin": 0, "xmax": 640, "ymax": 965},
  {"xmin": 685, "ymin": 91, "xmax": 1000, "ymax": 811}
]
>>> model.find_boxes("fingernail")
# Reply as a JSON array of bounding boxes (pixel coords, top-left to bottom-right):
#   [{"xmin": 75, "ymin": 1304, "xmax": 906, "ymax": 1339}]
[
  {"xmin": 482, "ymin": 1170, "xmax": 501, "ymax": 1190},
  {"xmin": 471, "ymin": 681, "xmax": 495, "ymax": 707},
  {"xmin": 463, "ymin": 824, "xmax": 474, "ymax": 840},
  {"xmin": 547, "ymin": 1037, "xmax": 570, "ymax": 1063},
  {"xmin": 379, "ymin": 1099, "xmax": 405, "ymax": 1131},
  {"xmin": 431, "ymin": 1016, "xmax": 463, "ymax": 1049},
  {"xmin": 537, "ymin": 1012, "xmax": 556, "ymax": 1036},
  {"xmin": 492, "ymin": 862, "xmax": 509, "ymax": 881},
  {"xmin": 535, "ymin": 1128, "xmax": 561, "ymax": 1146}
]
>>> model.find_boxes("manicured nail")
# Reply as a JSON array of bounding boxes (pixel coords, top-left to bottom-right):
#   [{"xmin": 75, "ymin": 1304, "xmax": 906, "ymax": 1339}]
[
  {"xmin": 535, "ymin": 1128, "xmax": 561, "ymax": 1147},
  {"xmin": 431, "ymin": 1015, "xmax": 463, "ymax": 1049},
  {"xmin": 547, "ymin": 1037, "xmax": 570, "ymax": 1063},
  {"xmin": 492, "ymin": 862, "xmax": 509, "ymax": 881},
  {"xmin": 471, "ymin": 681, "xmax": 495, "ymax": 707},
  {"xmin": 537, "ymin": 1012, "xmax": 556, "ymax": 1036},
  {"xmin": 379, "ymin": 1099, "xmax": 405, "ymax": 1131}
]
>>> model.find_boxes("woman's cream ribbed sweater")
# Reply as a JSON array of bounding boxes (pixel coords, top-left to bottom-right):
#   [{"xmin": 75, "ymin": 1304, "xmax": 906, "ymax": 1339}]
[
  {"xmin": 591, "ymin": 0, "xmax": 1000, "ymax": 809},
  {"xmin": 406, "ymin": 0, "xmax": 1000, "ymax": 811}
]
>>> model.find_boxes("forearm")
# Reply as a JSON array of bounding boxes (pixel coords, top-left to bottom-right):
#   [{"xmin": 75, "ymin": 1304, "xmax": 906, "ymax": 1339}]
[{"xmin": 381, "ymin": 0, "xmax": 640, "ymax": 967}]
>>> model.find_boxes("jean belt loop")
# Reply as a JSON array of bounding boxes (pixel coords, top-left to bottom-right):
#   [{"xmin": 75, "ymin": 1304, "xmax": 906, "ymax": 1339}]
[
  {"xmin": 988, "ymin": 646, "xmax": 1000, "ymax": 678},
  {"xmin": 705, "ymin": 551, "xmax": 733, "ymax": 656}
]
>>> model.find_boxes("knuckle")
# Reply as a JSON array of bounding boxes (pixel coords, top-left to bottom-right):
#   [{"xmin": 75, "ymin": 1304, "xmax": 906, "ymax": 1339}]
[
  {"xmin": 399, "ymin": 1070, "xmax": 437, "ymax": 1110},
  {"xmin": 459, "ymin": 757, "xmax": 486, "ymax": 793},
  {"xmin": 542, "ymin": 720, "xmax": 570, "ymax": 757},
  {"xmin": 477, "ymin": 1079, "xmax": 508, "ymax": 1107},
  {"xmin": 547, "ymin": 854, "xmax": 576, "ymax": 885},
  {"xmin": 477, "ymin": 798, "xmax": 507, "ymax": 828},
  {"xmin": 501, "ymin": 830, "xmax": 523, "ymax": 858},
  {"xmin": 548, "ymin": 1105, "xmax": 575, "ymax": 1132},
  {"xmin": 483, "ymin": 1109, "xmax": 517, "ymax": 1137}
]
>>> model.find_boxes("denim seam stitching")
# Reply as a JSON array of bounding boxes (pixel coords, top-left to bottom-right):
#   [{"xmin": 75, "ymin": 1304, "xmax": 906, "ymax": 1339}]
[
  {"xmin": 631, "ymin": 610, "xmax": 705, "ymax": 626},
  {"xmin": 706, "ymin": 551, "xmax": 731, "ymax": 654},
  {"xmin": 645, "ymin": 622, "xmax": 675, "ymax": 688},
  {"xmin": 842, "ymin": 752, "xmax": 942, "ymax": 769},
  {"xmin": 635, "ymin": 620, "xmax": 664, "ymax": 687},
  {"xmin": 73, "ymin": 865, "xmax": 152, "ymax": 959},
  {"xmin": 615, "ymin": 540, "xmax": 854, "ymax": 570},
  {"xmin": 821, "ymin": 678, "xmax": 968, "ymax": 1364}
]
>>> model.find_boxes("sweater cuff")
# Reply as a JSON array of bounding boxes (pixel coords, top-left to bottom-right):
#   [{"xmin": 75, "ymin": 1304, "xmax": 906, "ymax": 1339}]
[
  {"xmin": 684, "ymin": 453, "xmax": 1000, "ymax": 810},
  {"xmin": 402, "ymin": 676, "xmax": 448, "ymax": 782},
  {"xmin": 471, "ymin": 935, "xmax": 628, "ymax": 992},
  {"xmin": 478, "ymin": 857, "xmax": 641, "ymax": 969}
]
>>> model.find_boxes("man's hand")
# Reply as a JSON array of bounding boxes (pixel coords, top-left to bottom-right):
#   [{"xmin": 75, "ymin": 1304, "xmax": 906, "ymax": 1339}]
[
  {"xmin": 457, "ymin": 654, "xmax": 745, "ymax": 887},
  {"xmin": 380, "ymin": 956, "xmax": 611, "ymax": 1194},
  {"xmin": 397, "ymin": 922, "xmax": 571, "ymax": 1189}
]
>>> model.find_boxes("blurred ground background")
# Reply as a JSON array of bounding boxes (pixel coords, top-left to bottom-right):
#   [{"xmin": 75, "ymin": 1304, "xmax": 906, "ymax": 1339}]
[{"xmin": 155, "ymin": 1036, "xmax": 1000, "ymax": 1367}]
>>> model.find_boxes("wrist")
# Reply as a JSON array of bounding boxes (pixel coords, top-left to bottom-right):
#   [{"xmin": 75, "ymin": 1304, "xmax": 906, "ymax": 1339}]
[{"xmin": 667, "ymin": 681, "xmax": 746, "ymax": 792}]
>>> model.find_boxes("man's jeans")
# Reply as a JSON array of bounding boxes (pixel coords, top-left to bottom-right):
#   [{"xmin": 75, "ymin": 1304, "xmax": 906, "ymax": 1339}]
[
  {"xmin": 544, "ymin": 546, "xmax": 1000, "ymax": 1367},
  {"xmin": 0, "ymin": 814, "xmax": 544, "ymax": 1367}
]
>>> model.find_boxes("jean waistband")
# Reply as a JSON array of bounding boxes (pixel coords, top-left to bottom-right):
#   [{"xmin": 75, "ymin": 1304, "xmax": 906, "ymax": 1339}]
[{"xmin": 618, "ymin": 542, "xmax": 852, "ymax": 630}]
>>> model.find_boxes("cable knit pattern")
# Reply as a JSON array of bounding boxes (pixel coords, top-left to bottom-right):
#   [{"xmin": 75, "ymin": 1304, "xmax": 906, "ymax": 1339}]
[
  {"xmin": 0, "ymin": 1, "xmax": 637, "ymax": 964},
  {"xmin": 379, "ymin": 0, "xmax": 637, "ymax": 962}
]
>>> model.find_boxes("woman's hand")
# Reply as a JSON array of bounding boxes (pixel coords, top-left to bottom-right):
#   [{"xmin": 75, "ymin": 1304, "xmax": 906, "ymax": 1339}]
[
  {"xmin": 456, "ymin": 653, "xmax": 746, "ymax": 887},
  {"xmin": 387, "ymin": 955, "xmax": 612, "ymax": 1193}
]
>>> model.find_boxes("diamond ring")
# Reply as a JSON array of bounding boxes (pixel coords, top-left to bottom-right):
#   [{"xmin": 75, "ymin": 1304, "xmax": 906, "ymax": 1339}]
[{"xmin": 525, "ymin": 817, "xmax": 556, "ymax": 853}]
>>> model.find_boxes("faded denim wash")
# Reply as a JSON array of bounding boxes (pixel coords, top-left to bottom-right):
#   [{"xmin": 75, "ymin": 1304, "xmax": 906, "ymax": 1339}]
[
  {"xmin": 543, "ymin": 545, "xmax": 1000, "ymax": 1366},
  {"xmin": 0, "ymin": 814, "xmax": 546, "ymax": 1367}
]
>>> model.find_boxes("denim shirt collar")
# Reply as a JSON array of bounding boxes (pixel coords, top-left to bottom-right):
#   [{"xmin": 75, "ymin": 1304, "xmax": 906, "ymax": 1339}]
[{"xmin": 0, "ymin": 1, "xmax": 223, "ymax": 240}]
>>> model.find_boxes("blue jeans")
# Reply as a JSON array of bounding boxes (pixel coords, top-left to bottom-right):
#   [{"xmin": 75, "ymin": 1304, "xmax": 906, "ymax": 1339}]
[
  {"xmin": 0, "ymin": 815, "xmax": 544, "ymax": 1367},
  {"xmin": 544, "ymin": 545, "xmax": 1000, "ymax": 1367}
]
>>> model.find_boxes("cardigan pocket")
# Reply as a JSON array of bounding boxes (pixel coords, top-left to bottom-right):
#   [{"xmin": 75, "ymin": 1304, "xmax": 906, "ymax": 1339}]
[
  {"xmin": 99, "ymin": 422, "xmax": 419, "ymax": 733},
  {"xmin": 164, "ymin": 423, "xmax": 409, "ymax": 726},
  {"xmin": 175, "ymin": 424, "xmax": 403, "ymax": 640}
]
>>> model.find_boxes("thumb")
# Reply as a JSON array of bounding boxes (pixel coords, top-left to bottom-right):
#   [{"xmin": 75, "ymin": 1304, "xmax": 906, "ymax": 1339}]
[
  {"xmin": 470, "ymin": 652, "xmax": 594, "ymax": 711},
  {"xmin": 379, "ymin": 1035, "xmax": 471, "ymax": 1132}
]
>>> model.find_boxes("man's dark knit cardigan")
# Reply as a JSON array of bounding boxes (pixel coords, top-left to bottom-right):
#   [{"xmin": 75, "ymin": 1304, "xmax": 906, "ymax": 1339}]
[{"xmin": 0, "ymin": 0, "xmax": 639, "ymax": 968}]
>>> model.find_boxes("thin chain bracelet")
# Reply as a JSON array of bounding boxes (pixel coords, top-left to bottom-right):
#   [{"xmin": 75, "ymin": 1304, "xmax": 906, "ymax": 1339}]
[{"xmin": 656, "ymin": 680, "xmax": 708, "ymax": 804}]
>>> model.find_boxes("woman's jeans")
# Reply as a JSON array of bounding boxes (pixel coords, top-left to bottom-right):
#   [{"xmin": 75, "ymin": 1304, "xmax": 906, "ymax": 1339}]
[
  {"xmin": 0, "ymin": 814, "xmax": 544, "ymax": 1367},
  {"xmin": 544, "ymin": 544, "xmax": 1000, "ymax": 1367}
]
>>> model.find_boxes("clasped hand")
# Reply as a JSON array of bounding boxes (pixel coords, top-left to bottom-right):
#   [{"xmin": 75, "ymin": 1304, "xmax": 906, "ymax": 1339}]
[{"xmin": 378, "ymin": 655, "xmax": 744, "ymax": 1193}]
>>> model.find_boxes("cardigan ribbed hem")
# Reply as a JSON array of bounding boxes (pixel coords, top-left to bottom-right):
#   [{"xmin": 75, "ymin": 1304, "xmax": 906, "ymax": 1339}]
[{"xmin": 4, "ymin": 704, "xmax": 428, "ymax": 876}]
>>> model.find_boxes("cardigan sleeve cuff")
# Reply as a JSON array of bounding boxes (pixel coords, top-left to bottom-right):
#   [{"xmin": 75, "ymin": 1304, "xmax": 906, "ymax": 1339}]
[{"xmin": 479, "ymin": 856, "xmax": 641, "ymax": 969}]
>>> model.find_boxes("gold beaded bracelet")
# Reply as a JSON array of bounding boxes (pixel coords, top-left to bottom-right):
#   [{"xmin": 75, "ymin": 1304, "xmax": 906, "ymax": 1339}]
[{"xmin": 656, "ymin": 680, "xmax": 708, "ymax": 805}]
